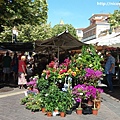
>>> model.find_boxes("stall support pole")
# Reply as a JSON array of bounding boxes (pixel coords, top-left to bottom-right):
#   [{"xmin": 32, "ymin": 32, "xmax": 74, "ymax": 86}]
[{"xmin": 57, "ymin": 46, "xmax": 59, "ymax": 64}]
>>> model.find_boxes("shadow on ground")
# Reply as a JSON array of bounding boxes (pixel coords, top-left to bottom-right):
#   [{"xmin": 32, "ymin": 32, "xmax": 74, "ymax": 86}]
[
  {"xmin": 0, "ymin": 81, "xmax": 18, "ymax": 92},
  {"xmin": 103, "ymin": 86, "xmax": 120, "ymax": 101}
]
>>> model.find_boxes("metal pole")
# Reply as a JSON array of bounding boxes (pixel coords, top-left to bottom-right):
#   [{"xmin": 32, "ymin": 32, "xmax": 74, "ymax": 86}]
[{"xmin": 57, "ymin": 46, "xmax": 59, "ymax": 64}]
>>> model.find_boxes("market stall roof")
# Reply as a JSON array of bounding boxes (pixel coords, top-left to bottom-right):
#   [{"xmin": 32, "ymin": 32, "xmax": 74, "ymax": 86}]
[
  {"xmin": 85, "ymin": 32, "xmax": 120, "ymax": 47},
  {"xmin": 0, "ymin": 42, "xmax": 34, "ymax": 52},
  {"xmin": 0, "ymin": 47, "xmax": 13, "ymax": 54},
  {"xmin": 35, "ymin": 31, "xmax": 87, "ymax": 53}
]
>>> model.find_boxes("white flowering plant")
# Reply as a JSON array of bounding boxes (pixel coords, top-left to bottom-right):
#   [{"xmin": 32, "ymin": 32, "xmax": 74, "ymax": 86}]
[{"xmin": 69, "ymin": 45, "xmax": 104, "ymax": 86}]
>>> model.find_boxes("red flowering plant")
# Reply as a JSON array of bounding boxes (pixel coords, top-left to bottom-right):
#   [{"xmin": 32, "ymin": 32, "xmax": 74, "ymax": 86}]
[
  {"xmin": 58, "ymin": 58, "xmax": 71, "ymax": 82},
  {"xmin": 40, "ymin": 60, "xmax": 59, "ymax": 84}
]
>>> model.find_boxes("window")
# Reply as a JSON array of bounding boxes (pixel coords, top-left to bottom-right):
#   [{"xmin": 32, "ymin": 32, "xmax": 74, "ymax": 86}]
[{"xmin": 78, "ymin": 30, "xmax": 81, "ymax": 34}]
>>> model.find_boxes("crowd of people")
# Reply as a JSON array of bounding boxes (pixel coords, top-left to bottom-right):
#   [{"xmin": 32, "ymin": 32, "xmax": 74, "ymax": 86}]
[
  {"xmin": 0, "ymin": 50, "xmax": 117, "ymax": 92},
  {"xmin": 0, "ymin": 51, "xmax": 36, "ymax": 89}
]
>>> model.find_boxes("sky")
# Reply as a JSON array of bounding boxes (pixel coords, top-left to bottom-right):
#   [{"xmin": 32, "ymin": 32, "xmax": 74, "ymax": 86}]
[{"xmin": 47, "ymin": 0, "xmax": 120, "ymax": 28}]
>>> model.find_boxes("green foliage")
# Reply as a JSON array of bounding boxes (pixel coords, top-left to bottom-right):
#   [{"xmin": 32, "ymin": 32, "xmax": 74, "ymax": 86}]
[
  {"xmin": 108, "ymin": 10, "xmax": 120, "ymax": 28},
  {"xmin": 0, "ymin": 24, "xmax": 52, "ymax": 42},
  {"xmin": 69, "ymin": 45, "xmax": 104, "ymax": 86},
  {"xmin": 37, "ymin": 77, "xmax": 49, "ymax": 91},
  {"xmin": 21, "ymin": 96, "xmax": 29, "ymax": 105},
  {"xmin": 0, "ymin": 26, "xmax": 12, "ymax": 42},
  {"xmin": 39, "ymin": 83, "xmax": 74, "ymax": 112},
  {"xmin": 0, "ymin": 0, "xmax": 48, "ymax": 27},
  {"xmin": 20, "ymin": 94, "xmax": 35, "ymax": 105},
  {"xmin": 21, "ymin": 93, "xmax": 42, "ymax": 112},
  {"xmin": 70, "ymin": 45, "xmax": 103, "ymax": 71},
  {"xmin": 0, "ymin": 0, "xmax": 49, "ymax": 42},
  {"xmin": 52, "ymin": 24, "xmax": 78, "ymax": 38}
]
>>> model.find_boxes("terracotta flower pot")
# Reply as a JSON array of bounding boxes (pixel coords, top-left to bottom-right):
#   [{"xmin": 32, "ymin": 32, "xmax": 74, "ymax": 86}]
[
  {"xmin": 92, "ymin": 109, "xmax": 98, "ymax": 115},
  {"xmin": 76, "ymin": 108, "xmax": 82, "ymax": 115},
  {"xmin": 47, "ymin": 112, "xmax": 52, "ymax": 117},
  {"xmin": 41, "ymin": 108, "xmax": 46, "ymax": 113},
  {"xmin": 60, "ymin": 112, "xmax": 66, "ymax": 117},
  {"xmin": 95, "ymin": 100, "xmax": 101, "ymax": 109}
]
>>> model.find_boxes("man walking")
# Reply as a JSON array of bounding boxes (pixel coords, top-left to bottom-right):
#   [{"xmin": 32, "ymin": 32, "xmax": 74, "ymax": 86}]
[{"xmin": 105, "ymin": 51, "xmax": 115, "ymax": 92}]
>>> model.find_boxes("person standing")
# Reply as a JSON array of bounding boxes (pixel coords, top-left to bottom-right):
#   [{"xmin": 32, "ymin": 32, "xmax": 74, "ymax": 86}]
[
  {"xmin": 2, "ymin": 51, "xmax": 12, "ymax": 82},
  {"xmin": 105, "ymin": 51, "xmax": 115, "ymax": 92},
  {"xmin": 18, "ymin": 55, "xmax": 27, "ymax": 89},
  {"xmin": 11, "ymin": 52, "xmax": 18, "ymax": 83}
]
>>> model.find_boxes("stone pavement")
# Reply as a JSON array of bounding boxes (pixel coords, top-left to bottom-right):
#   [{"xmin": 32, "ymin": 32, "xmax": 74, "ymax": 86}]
[{"xmin": 0, "ymin": 87, "xmax": 120, "ymax": 120}]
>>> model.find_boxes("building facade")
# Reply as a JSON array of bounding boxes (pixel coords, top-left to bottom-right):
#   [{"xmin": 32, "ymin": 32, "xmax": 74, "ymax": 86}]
[
  {"xmin": 76, "ymin": 28, "xmax": 84, "ymax": 40},
  {"xmin": 81, "ymin": 13, "xmax": 110, "ymax": 42}
]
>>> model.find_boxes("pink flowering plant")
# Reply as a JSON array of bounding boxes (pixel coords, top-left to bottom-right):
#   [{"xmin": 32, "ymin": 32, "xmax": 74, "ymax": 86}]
[
  {"xmin": 27, "ymin": 76, "xmax": 39, "ymax": 88},
  {"xmin": 79, "ymin": 68, "xmax": 103, "ymax": 87},
  {"xmin": 72, "ymin": 84, "xmax": 103, "ymax": 108}
]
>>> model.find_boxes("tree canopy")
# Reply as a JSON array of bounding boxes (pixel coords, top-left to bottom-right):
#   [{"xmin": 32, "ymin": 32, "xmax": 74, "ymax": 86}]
[
  {"xmin": 108, "ymin": 10, "xmax": 120, "ymax": 28},
  {"xmin": 0, "ymin": 0, "xmax": 78, "ymax": 42},
  {"xmin": 0, "ymin": 0, "xmax": 48, "ymax": 42},
  {"xmin": 0, "ymin": 0, "xmax": 48, "ymax": 27},
  {"xmin": 52, "ymin": 24, "xmax": 78, "ymax": 39}
]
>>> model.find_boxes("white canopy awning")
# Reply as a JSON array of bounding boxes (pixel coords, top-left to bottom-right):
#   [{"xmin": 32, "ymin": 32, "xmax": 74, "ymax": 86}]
[{"xmin": 85, "ymin": 32, "xmax": 120, "ymax": 47}]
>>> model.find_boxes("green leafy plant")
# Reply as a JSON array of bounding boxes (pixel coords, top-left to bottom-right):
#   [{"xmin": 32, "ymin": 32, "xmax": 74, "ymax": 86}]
[{"xmin": 37, "ymin": 77, "xmax": 49, "ymax": 91}]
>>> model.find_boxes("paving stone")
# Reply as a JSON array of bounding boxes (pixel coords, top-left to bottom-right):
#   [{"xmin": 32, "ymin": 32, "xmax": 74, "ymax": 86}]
[{"xmin": 0, "ymin": 87, "xmax": 120, "ymax": 120}]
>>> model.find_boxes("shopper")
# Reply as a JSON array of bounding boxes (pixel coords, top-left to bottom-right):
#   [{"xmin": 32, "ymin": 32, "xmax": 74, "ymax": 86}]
[
  {"xmin": 2, "ymin": 51, "xmax": 12, "ymax": 82},
  {"xmin": 18, "ymin": 55, "xmax": 27, "ymax": 89},
  {"xmin": 105, "ymin": 51, "xmax": 115, "ymax": 92},
  {"xmin": 11, "ymin": 52, "xmax": 18, "ymax": 83}
]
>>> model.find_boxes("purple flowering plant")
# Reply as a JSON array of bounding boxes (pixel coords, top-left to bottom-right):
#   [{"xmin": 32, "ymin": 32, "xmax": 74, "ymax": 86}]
[
  {"xmin": 27, "ymin": 76, "xmax": 39, "ymax": 88},
  {"xmin": 72, "ymin": 84, "xmax": 103, "ymax": 108},
  {"xmin": 80, "ymin": 68, "xmax": 103, "ymax": 87}
]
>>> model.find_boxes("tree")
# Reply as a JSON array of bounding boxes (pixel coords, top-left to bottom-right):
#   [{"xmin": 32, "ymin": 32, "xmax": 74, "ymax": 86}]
[
  {"xmin": 108, "ymin": 10, "xmax": 120, "ymax": 28},
  {"xmin": 0, "ymin": 0, "xmax": 48, "ymax": 42},
  {"xmin": 0, "ymin": 0, "xmax": 48, "ymax": 27},
  {"xmin": 0, "ymin": 23, "xmax": 52, "ymax": 42},
  {"xmin": 17, "ymin": 24, "xmax": 52, "ymax": 42},
  {"xmin": 52, "ymin": 24, "xmax": 78, "ymax": 39}
]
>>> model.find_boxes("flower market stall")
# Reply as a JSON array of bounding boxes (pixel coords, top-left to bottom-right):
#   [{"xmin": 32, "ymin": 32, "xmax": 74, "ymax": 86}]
[
  {"xmin": 20, "ymin": 44, "xmax": 104, "ymax": 117},
  {"xmin": 35, "ymin": 31, "xmax": 86, "ymax": 63}
]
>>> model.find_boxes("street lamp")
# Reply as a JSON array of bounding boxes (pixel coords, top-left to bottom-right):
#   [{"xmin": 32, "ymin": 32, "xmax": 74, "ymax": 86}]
[{"xmin": 12, "ymin": 26, "xmax": 18, "ymax": 43}]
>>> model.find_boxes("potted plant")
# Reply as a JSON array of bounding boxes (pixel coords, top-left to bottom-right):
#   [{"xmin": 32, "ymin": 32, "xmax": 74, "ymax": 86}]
[
  {"xmin": 58, "ymin": 102, "xmax": 67, "ymax": 117},
  {"xmin": 93, "ymin": 88, "xmax": 103, "ymax": 109},
  {"xmin": 76, "ymin": 98, "xmax": 83, "ymax": 115},
  {"xmin": 20, "ymin": 96, "xmax": 29, "ymax": 105},
  {"xmin": 65, "ymin": 91, "xmax": 74, "ymax": 114},
  {"xmin": 92, "ymin": 99, "xmax": 98, "ymax": 115},
  {"xmin": 72, "ymin": 84, "xmax": 86, "ymax": 114},
  {"xmin": 42, "ymin": 84, "xmax": 61, "ymax": 115},
  {"xmin": 39, "ymin": 89, "xmax": 47, "ymax": 111},
  {"xmin": 46, "ymin": 104, "xmax": 54, "ymax": 117}
]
